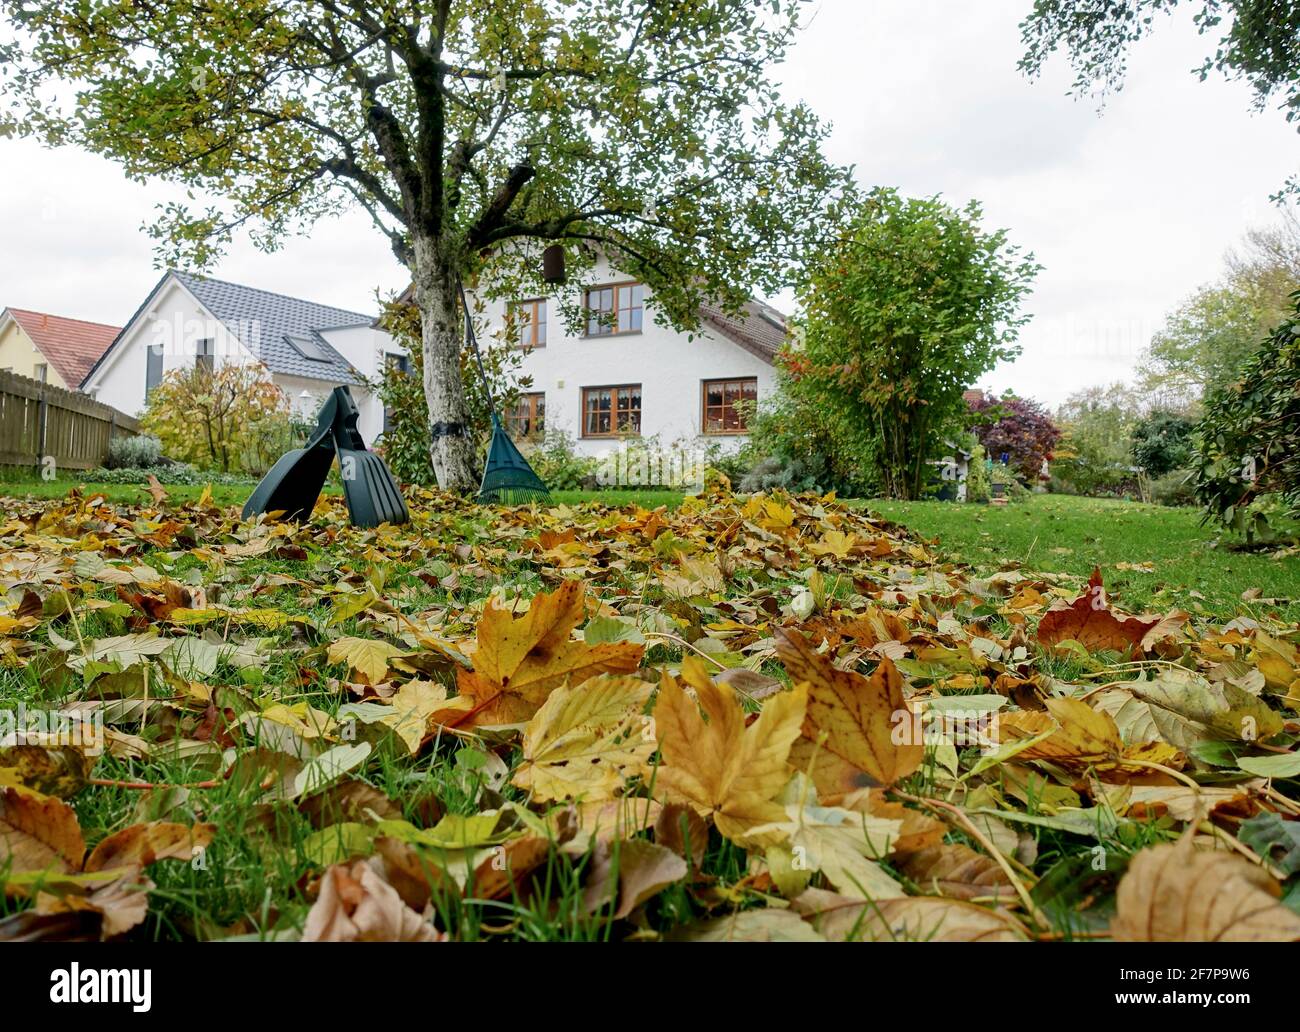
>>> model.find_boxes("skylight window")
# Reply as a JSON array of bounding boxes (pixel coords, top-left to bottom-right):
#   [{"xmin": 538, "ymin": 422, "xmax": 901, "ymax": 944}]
[{"xmin": 284, "ymin": 334, "xmax": 331, "ymax": 362}]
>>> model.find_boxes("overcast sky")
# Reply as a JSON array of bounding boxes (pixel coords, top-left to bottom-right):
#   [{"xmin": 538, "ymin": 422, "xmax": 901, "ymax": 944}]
[{"xmin": 1, "ymin": 0, "xmax": 1295, "ymax": 407}]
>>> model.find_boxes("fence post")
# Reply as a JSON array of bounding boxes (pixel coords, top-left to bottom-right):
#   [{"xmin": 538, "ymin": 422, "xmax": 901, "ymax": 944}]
[{"xmin": 36, "ymin": 387, "xmax": 48, "ymax": 474}]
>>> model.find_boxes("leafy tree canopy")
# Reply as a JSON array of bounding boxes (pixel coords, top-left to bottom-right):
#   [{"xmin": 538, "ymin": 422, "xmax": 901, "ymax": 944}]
[
  {"xmin": 1140, "ymin": 212, "xmax": 1300, "ymax": 404},
  {"xmin": 1131, "ymin": 409, "xmax": 1196, "ymax": 476},
  {"xmin": 1053, "ymin": 383, "xmax": 1145, "ymax": 495},
  {"xmin": 967, "ymin": 391, "xmax": 1062, "ymax": 483},
  {"xmin": 1019, "ymin": 0, "xmax": 1300, "ymax": 198},
  {"xmin": 788, "ymin": 188, "xmax": 1039, "ymax": 500},
  {"xmin": 0, "ymin": 0, "xmax": 848, "ymax": 490}
]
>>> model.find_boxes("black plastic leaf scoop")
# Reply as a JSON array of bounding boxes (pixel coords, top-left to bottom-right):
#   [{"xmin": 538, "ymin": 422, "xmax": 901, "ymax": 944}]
[
  {"xmin": 243, "ymin": 386, "xmax": 408, "ymax": 528},
  {"xmin": 330, "ymin": 385, "xmax": 409, "ymax": 527}
]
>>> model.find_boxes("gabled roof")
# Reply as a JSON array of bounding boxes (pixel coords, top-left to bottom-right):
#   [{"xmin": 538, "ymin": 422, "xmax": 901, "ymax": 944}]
[
  {"xmin": 171, "ymin": 271, "xmax": 369, "ymax": 383},
  {"xmin": 408, "ymin": 277, "xmax": 790, "ymax": 363},
  {"xmin": 3, "ymin": 308, "xmax": 120, "ymax": 386},
  {"xmin": 699, "ymin": 298, "xmax": 789, "ymax": 364}
]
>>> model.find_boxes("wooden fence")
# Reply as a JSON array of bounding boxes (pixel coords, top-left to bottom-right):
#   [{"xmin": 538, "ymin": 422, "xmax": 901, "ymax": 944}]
[{"xmin": 0, "ymin": 370, "xmax": 140, "ymax": 472}]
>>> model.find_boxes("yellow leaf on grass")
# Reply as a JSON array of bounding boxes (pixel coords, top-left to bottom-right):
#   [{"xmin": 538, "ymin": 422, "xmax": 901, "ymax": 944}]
[
  {"xmin": 85, "ymin": 821, "xmax": 216, "ymax": 873},
  {"xmin": 513, "ymin": 674, "xmax": 654, "ymax": 802},
  {"xmin": 808, "ymin": 530, "xmax": 857, "ymax": 560},
  {"xmin": 758, "ymin": 775, "xmax": 904, "ymax": 900},
  {"xmin": 997, "ymin": 697, "xmax": 1124, "ymax": 770},
  {"xmin": 456, "ymin": 581, "xmax": 644, "ymax": 725},
  {"xmin": 327, "ymin": 636, "xmax": 404, "ymax": 686},
  {"xmin": 653, "ymin": 658, "xmax": 807, "ymax": 845},
  {"xmin": 377, "ymin": 679, "xmax": 469, "ymax": 755},
  {"xmin": 775, "ymin": 629, "xmax": 923, "ymax": 793}
]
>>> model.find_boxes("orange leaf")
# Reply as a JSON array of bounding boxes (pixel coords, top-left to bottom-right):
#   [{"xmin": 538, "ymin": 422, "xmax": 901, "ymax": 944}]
[{"xmin": 1035, "ymin": 568, "xmax": 1159, "ymax": 657}]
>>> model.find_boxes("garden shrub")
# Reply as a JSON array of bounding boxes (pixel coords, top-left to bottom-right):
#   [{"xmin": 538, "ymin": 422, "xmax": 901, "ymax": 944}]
[
  {"xmin": 106, "ymin": 434, "xmax": 164, "ymax": 469},
  {"xmin": 1148, "ymin": 468, "xmax": 1197, "ymax": 507},
  {"xmin": 1131, "ymin": 410, "xmax": 1195, "ymax": 477},
  {"xmin": 87, "ymin": 464, "xmax": 258, "ymax": 486},
  {"xmin": 527, "ymin": 431, "xmax": 599, "ymax": 490},
  {"xmin": 1192, "ymin": 292, "xmax": 1300, "ymax": 540}
]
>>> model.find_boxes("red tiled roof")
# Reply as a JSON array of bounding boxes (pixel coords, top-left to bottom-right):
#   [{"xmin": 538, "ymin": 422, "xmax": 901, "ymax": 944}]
[
  {"xmin": 699, "ymin": 299, "xmax": 789, "ymax": 364},
  {"xmin": 4, "ymin": 308, "xmax": 121, "ymax": 387}
]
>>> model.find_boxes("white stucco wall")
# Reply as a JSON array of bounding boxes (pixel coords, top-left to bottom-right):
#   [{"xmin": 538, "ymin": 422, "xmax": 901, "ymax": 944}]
[
  {"xmin": 470, "ymin": 259, "xmax": 777, "ymax": 461},
  {"xmin": 278, "ymin": 373, "xmax": 384, "ymax": 446},
  {"xmin": 315, "ymin": 324, "xmax": 404, "ymax": 444},
  {"xmin": 81, "ymin": 277, "xmax": 257, "ymax": 416},
  {"xmin": 318, "ymin": 324, "xmax": 405, "ymax": 382}
]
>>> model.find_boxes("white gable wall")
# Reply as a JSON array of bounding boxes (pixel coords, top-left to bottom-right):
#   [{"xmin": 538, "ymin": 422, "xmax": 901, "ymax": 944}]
[
  {"xmin": 472, "ymin": 261, "xmax": 775, "ymax": 460},
  {"xmin": 85, "ymin": 275, "xmax": 392, "ymax": 445},
  {"xmin": 82, "ymin": 276, "xmax": 258, "ymax": 416},
  {"xmin": 318, "ymin": 324, "xmax": 405, "ymax": 382}
]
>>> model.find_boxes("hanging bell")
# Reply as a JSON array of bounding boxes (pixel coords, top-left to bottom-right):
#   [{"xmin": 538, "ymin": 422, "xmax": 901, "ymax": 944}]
[{"xmin": 541, "ymin": 244, "xmax": 566, "ymax": 284}]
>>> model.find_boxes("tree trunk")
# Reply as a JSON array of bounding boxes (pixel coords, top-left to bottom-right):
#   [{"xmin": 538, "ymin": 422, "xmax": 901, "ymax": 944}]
[{"xmin": 410, "ymin": 234, "xmax": 479, "ymax": 493}]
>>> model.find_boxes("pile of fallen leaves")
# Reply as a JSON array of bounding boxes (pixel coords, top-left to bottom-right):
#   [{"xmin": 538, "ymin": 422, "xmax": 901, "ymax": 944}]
[{"xmin": 2, "ymin": 481, "xmax": 1300, "ymax": 941}]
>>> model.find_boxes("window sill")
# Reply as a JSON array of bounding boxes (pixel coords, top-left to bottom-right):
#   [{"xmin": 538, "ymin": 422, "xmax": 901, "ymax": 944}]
[{"xmin": 582, "ymin": 330, "xmax": 644, "ymax": 340}]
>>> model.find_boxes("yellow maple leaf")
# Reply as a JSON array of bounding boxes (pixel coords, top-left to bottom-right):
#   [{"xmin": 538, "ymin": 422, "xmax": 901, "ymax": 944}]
[
  {"xmin": 513, "ymin": 674, "xmax": 655, "ymax": 802},
  {"xmin": 378, "ymin": 680, "xmax": 471, "ymax": 755},
  {"xmin": 775, "ymin": 628, "xmax": 923, "ymax": 795},
  {"xmin": 653, "ymin": 657, "xmax": 807, "ymax": 844},
  {"xmin": 456, "ymin": 581, "xmax": 644, "ymax": 725},
  {"xmin": 328, "ymin": 636, "xmax": 404, "ymax": 686},
  {"xmin": 808, "ymin": 530, "xmax": 857, "ymax": 560}
]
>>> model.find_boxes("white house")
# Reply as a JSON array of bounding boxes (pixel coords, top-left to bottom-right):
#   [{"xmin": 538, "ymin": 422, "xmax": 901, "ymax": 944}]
[
  {"xmin": 84, "ymin": 262, "xmax": 788, "ymax": 475},
  {"xmin": 81, "ymin": 270, "xmax": 402, "ymax": 443},
  {"xmin": 470, "ymin": 256, "xmax": 785, "ymax": 460}
]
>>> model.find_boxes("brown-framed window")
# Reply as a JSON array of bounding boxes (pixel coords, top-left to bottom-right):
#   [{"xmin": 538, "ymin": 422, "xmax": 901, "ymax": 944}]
[
  {"xmin": 582, "ymin": 384, "xmax": 642, "ymax": 437},
  {"xmin": 195, "ymin": 338, "xmax": 215, "ymax": 377},
  {"xmin": 584, "ymin": 282, "xmax": 644, "ymax": 336},
  {"xmin": 507, "ymin": 391, "xmax": 545, "ymax": 439},
  {"xmin": 702, "ymin": 377, "xmax": 757, "ymax": 434},
  {"xmin": 507, "ymin": 298, "xmax": 547, "ymax": 349}
]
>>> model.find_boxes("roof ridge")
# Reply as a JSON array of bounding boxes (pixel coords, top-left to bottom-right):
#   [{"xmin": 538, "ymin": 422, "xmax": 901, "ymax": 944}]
[
  {"xmin": 171, "ymin": 269, "xmax": 374, "ymax": 322},
  {"xmin": 6, "ymin": 307, "xmax": 122, "ymax": 331}
]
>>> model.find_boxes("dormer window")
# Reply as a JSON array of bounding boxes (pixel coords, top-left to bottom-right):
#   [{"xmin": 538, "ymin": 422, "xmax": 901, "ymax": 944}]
[{"xmin": 284, "ymin": 333, "xmax": 331, "ymax": 362}]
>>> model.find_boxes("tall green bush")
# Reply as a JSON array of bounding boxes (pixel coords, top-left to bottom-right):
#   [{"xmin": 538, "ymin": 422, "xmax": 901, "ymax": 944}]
[{"xmin": 1192, "ymin": 292, "xmax": 1300, "ymax": 540}]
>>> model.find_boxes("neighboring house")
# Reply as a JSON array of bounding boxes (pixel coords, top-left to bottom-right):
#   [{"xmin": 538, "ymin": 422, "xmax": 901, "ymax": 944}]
[
  {"xmin": 81, "ymin": 270, "xmax": 402, "ymax": 443},
  {"xmin": 0, "ymin": 307, "xmax": 120, "ymax": 389},
  {"xmin": 468, "ymin": 255, "xmax": 785, "ymax": 457}
]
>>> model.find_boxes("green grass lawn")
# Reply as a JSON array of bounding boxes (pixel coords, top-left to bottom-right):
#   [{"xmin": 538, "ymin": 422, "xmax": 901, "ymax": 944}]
[
  {"xmin": 1, "ymin": 473, "xmax": 1294, "ymax": 619},
  {"xmin": 864, "ymin": 493, "xmax": 1300, "ymax": 620}
]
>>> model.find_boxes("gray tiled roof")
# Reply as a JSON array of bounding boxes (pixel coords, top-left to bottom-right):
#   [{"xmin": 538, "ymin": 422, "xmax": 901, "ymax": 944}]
[{"xmin": 173, "ymin": 271, "xmax": 371, "ymax": 384}]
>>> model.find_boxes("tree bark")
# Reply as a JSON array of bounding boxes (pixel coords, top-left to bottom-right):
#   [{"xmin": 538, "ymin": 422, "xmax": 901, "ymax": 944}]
[{"xmin": 411, "ymin": 234, "xmax": 479, "ymax": 493}]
